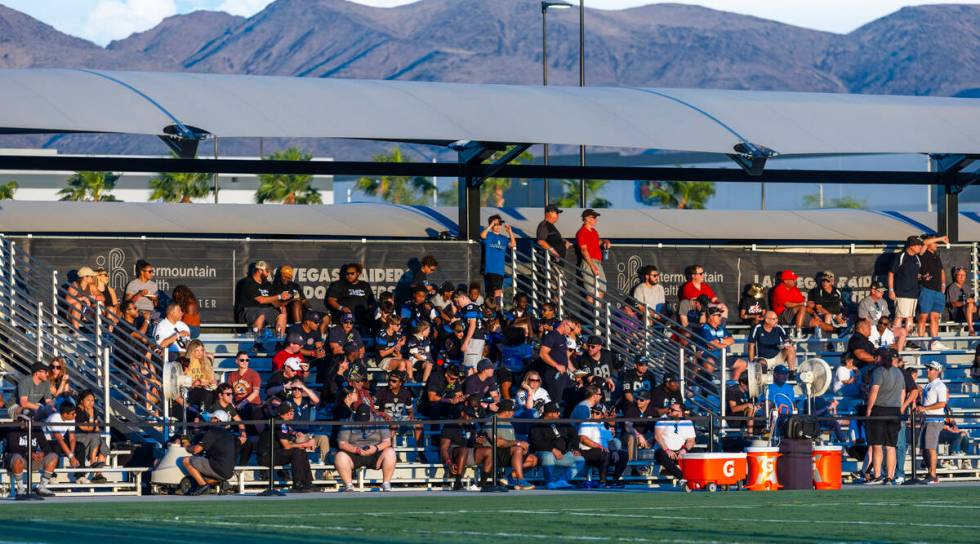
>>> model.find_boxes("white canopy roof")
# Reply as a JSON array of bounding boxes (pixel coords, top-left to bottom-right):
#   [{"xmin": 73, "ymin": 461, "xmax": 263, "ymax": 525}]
[{"xmin": 1, "ymin": 69, "xmax": 979, "ymax": 156}]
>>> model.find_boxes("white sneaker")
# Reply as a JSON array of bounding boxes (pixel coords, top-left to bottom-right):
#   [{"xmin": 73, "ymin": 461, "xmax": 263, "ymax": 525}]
[
  {"xmin": 466, "ymin": 483, "xmax": 482, "ymax": 491},
  {"xmin": 14, "ymin": 482, "xmax": 26, "ymax": 496},
  {"xmin": 74, "ymin": 476, "xmax": 90, "ymax": 485},
  {"xmin": 380, "ymin": 482, "xmax": 392, "ymax": 492},
  {"xmin": 893, "ymin": 476, "xmax": 905, "ymax": 485},
  {"xmin": 931, "ymin": 341, "xmax": 950, "ymax": 351}
]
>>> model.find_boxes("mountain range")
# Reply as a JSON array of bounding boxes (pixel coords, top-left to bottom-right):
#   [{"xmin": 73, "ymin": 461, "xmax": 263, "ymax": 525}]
[{"xmin": 1, "ymin": 0, "xmax": 979, "ymax": 159}]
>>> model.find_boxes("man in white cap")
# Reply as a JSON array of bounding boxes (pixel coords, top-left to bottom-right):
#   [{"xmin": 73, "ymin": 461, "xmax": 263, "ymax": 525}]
[
  {"xmin": 182, "ymin": 409, "xmax": 238, "ymax": 495},
  {"xmin": 917, "ymin": 361, "xmax": 948, "ymax": 484}
]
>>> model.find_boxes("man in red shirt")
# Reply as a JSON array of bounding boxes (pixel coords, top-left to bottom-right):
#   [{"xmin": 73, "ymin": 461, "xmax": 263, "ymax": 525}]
[
  {"xmin": 272, "ymin": 333, "xmax": 307, "ymax": 374},
  {"xmin": 770, "ymin": 269, "xmax": 807, "ymax": 330},
  {"xmin": 576, "ymin": 209, "xmax": 611, "ymax": 300}
]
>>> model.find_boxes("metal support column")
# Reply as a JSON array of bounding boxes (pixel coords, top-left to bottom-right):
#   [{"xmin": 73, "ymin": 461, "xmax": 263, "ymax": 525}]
[{"xmin": 938, "ymin": 185, "xmax": 960, "ymax": 243}]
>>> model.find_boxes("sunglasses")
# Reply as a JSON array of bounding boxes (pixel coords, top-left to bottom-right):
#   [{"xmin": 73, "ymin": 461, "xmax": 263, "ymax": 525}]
[
  {"xmin": 51, "ymin": 365, "xmax": 62, "ymax": 369},
  {"xmin": 694, "ymin": 271, "xmax": 704, "ymax": 276},
  {"xmin": 821, "ymin": 278, "xmax": 833, "ymax": 283},
  {"xmin": 221, "ymin": 392, "xmax": 233, "ymax": 396},
  {"xmin": 346, "ymin": 271, "xmax": 358, "ymax": 276},
  {"xmin": 528, "ymin": 378, "xmax": 541, "ymax": 383},
  {"xmin": 237, "ymin": 358, "xmax": 249, "ymax": 362}
]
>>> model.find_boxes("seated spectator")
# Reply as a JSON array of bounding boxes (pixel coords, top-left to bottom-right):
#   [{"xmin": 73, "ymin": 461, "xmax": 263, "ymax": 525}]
[
  {"xmin": 335, "ymin": 404, "xmax": 397, "ymax": 492},
  {"xmin": 265, "ymin": 358, "xmax": 304, "ymax": 399},
  {"xmin": 124, "ymin": 259, "xmax": 160, "ymax": 321},
  {"xmin": 807, "ymin": 270, "xmax": 847, "ymax": 332},
  {"xmin": 431, "ymin": 281, "xmax": 457, "ymax": 319},
  {"xmin": 747, "ymin": 311, "xmax": 796, "ymax": 370},
  {"xmin": 620, "ymin": 356, "xmax": 657, "ymax": 408},
  {"xmin": 946, "ymin": 266, "xmax": 976, "ymax": 334},
  {"xmin": 463, "ymin": 359, "xmax": 500, "ymax": 409},
  {"xmin": 622, "ymin": 390, "xmax": 657, "ymax": 458},
  {"xmin": 66, "ymin": 266, "xmax": 97, "ymax": 329},
  {"xmin": 633, "ymin": 265, "xmax": 666, "ymax": 316},
  {"xmin": 89, "ymin": 267, "xmax": 120, "ymax": 324},
  {"xmin": 858, "ymin": 281, "xmax": 891, "ymax": 322},
  {"xmin": 738, "ymin": 283, "xmax": 768, "ymax": 326},
  {"xmin": 395, "ymin": 255, "xmax": 439, "ymax": 307},
  {"xmin": 767, "ymin": 365, "xmax": 798, "ymax": 418},
  {"xmin": 326, "ymin": 263, "xmax": 377, "ymax": 328},
  {"xmin": 153, "ymin": 302, "xmax": 191, "ymax": 356},
  {"xmin": 114, "ymin": 300, "xmax": 160, "ymax": 410},
  {"xmin": 869, "ymin": 316, "xmax": 896, "ymax": 348},
  {"xmin": 833, "ymin": 356, "xmax": 861, "ymax": 399},
  {"xmin": 401, "ymin": 285, "xmax": 436, "ymax": 331},
  {"xmin": 74, "ymin": 390, "xmax": 109, "ymax": 483},
  {"xmin": 376, "ymin": 314, "xmax": 409, "ymax": 373},
  {"xmin": 940, "ymin": 410, "xmax": 972, "ymax": 469},
  {"xmin": 679, "ymin": 264, "xmax": 727, "ymax": 314},
  {"xmin": 441, "ymin": 320, "xmax": 466, "ymax": 367},
  {"xmin": 649, "ymin": 375, "xmax": 683, "ymax": 417},
  {"xmin": 726, "ymin": 374, "xmax": 757, "ymax": 433},
  {"xmin": 184, "ymin": 339, "xmax": 218, "ymax": 407},
  {"xmin": 272, "ymin": 265, "xmax": 308, "ymax": 326},
  {"xmin": 536, "ymin": 303, "xmax": 559, "ymax": 337},
  {"xmin": 171, "ymin": 285, "xmax": 201, "ymax": 339},
  {"xmin": 328, "ymin": 313, "xmax": 365, "ymax": 362},
  {"xmin": 504, "ymin": 292, "xmax": 536, "ymax": 327},
  {"xmin": 405, "ymin": 321, "xmax": 434, "ymax": 382},
  {"xmin": 653, "ymin": 402, "xmax": 696, "ymax": 481},
  {"xmin": 440, "ymin": 399, "xmax": 493, "ymax": 491},
  {"xmin": 17, "ymin": 362, "xmax": 54, "ymax": 420},
  {"xmin": 578, "ymin": 402, "xmax": 627, "ymax": 488},
  {"xmin": 515, "ymin": 370, "xmax": 551, "ymax": 420},
  {"xmin": 698, "ymin": 307, "xmax": 748, "ymax": 381},
  {"xmin": 374, "ymin": 370, "xmax": 422, "ymax": 449},
  {"xmin": 234, "ymin": 261, "xmax": 289, "ymax": 338},
  {"xmin": 771, "ymin": 269, "xmax": 829, "ymax": 334},
  {"xmin": 272, "ymin": 333, "xmax": 307, "ymax": 373},
  {"xmin": 227, "ymin": 351, "xmax": 261, "ymax": 416},
  {"xmin": 288, "ymin": 311, "xmax": 328, "ymax": 378},
  {"xmin": 529, "ymin": 401, "xmax": 584, "ymax": 490},
  {"xmin": 207, "ymin": 383, "xmax": 249, "ymax": 444},
  {"xmin": 5, "ymin": 407, "xmax": 58, "ymax": 497},
  {"xmin": 846, "ymin": 318, "xmax": 878, "ymax": 370},
  {"xmin": 257, "ymin": 401, "xmax": 315, "ymax": 493},
  {"xmin": 491, "ymin": 400, "xmax": 537, "ymax": 490},
  {"xmin": 321, "ymin": 345, "xmax": 363, "ymax": 405},
  {"xmin": 181, "ymin": 409, "xmax": 238, "ymax": 495},
  {"xmin": 420, "ymin": 364, "xmax": 464, "ymax": 420},
  {"xmin": 46, "ymin": 357, "xmax": 72, "ymax": 405},
  {"xmin": 44, "ymin": 402, "xmax": 80, "ymax": 478}
]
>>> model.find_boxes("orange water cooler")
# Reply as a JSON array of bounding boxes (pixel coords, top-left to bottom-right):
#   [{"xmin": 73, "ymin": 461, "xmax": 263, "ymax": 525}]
[
  {"xmin": 812, "ymin": 445, "xmax": 842, "ymax": 490},
  {"xmin": 678, "ymin": 452, "xmax": 747, "ymax": 492},
  {"xmin": 745, "ymin": 446, "xmax": 781, "ymax": 491}
]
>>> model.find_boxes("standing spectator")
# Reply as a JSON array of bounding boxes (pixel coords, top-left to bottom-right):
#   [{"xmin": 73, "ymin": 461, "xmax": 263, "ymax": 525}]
[
  {"xmin": 529, "ymin": 401, "xmax": 584, "ymax": 490},
  {"xmin": 916, "ymin": 236, "xmax": 949, "ymax": 350},
  {"xmin": 272, "ymin": 265, "xmax": 308, "ymax": 326},
  {"xmin": 481, "ymin": 214, "xmax": 515, "ymax": 308},
  {"xmin": 455, "ymin": 293, "xmax": 486, "ymax": 374},
  {"xmin": 699, "ymin": 307, "xmax": 748, "ymax": 381},
  {"xmin": 654, "ymin": 402, "xmax": 696, "ymax": 481},
  {"xmin": 807, "ymin": 270, "xmax": 846, "ymax": 332},
  {"xmin": 335, "ymin": 404, "xmax": 397, "ymax": 492},
  {"xmin": 235, "ymin": 261, "xmax": 289, "ymax": 339},
  {"xmin": 680, "ymin": 264, "xmax": 727, "ymax": 315},
  {"xmin": 917, "ymin": 361, "xmax": 948, "ymax": 484},
  {"xmin": 536, "ymin": 204, "xmax": 572, "ymax": 261},
  {"xmin": 124, "ymin": 259, "xmax": 159, "ymax": 320},
  {"xmin": 257, "ymin": 401, "xmax": 316, "ymax": 493},
  {"xmin": 181, "ymin": 410, "xmax": 237, "ymax": 495},
  {"xmin": 154, "ymin": 302, "xmax": 191, "ymax": 355},
  {"xmin": 576, "ymin": 209, "xmax": 611, "ymax": 300},
  {"xmin": 946, "ymin": 266, "xmax": 976, "ymax": 334},
  {"xmin": 537, "ymin": 317, "xmax": 576, "ymax": 402},
  {"xmin": 747, "ymin": 311, "xmax": 796, "ymax": 370},
  {"xmin": 738, "ymin": 283, "xmax": 768, "ymax": 326},
  {"xmin": 888, "ymin": 236, "xmax": 923, "ymax": 343},
  {"xmin": 633, "ymin": 265, "xmax": 666, "ymax": 316},
  {"xmin": 17, "ymin": 362, "xmax": 54, "ymax": 420},
  {"xmin": 326, "ymin": 263, "xmax": 377, "ymax": 327},
  {"xmin": 171, "ymin": 285, "xmax": 201, "ymax": 339},
  {"xmin": 865, "ymin": 349, "xmax": 907, "ymax": 485},
  {"xmin": 5, "ymin": 408, "xmax": 58, "ymax": 497},
  {"xmin": 846, "ymin": 318, "xmax": 878, "ymax": 369}
]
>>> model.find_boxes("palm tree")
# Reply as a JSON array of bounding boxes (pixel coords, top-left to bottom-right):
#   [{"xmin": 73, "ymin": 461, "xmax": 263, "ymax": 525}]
[
  {"xmin": 480, "ymin": 146, "xmax": 534, "ymax": 207},
  {"xmin": 149, "ymin": 155, "xmax": 211, "ymax": 203},
  {"xmin": 0, "ymin": 181, "xmax": 17, "ymax": 200},
  {"xmin": 356, "ymin": 147, "xmax": 435, "ymax": 205},
  {"xmin": 556, "ymin": 179, "xmax": 611, "ymax": 208},
  {"xmin": 58, "ymin": 171, "xmax": 119, "ymax": 201},
  {"xmin": 255, "ymin": 148, "xmax": 322, "ymax": 205},
  {"xmin": 802, "ymin": 193, "xmax": 865, "ymax": 209},
  {"xmin": 640, "ymin": 180, "xmax": 715, "ymax": 209}
]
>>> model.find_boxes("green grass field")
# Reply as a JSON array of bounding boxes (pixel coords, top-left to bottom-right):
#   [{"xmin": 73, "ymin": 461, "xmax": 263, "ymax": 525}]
[{"xmin": 1, "ymin": 487, "xmax": 979, "ymax": 543}]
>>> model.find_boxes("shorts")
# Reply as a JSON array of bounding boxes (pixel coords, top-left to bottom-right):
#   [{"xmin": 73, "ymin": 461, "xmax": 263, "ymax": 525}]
[
  {"xmin": 187, "ymin": 455, "xmax": 227, "ymax": 481},
  {"xmin": 917, "ymin": 288, "xmax": 945, "ymax": 315},
  {"xmin": 484, "ymin": 273, "xmax": 504, "ymax": 295},
  {"xmin": 379, "ymin": 356, "xmax": 401, "ymax": 371},
  {"xmin": 778, "ymin": 307, "xmax": 798, "ymax": 326},
  {"xmin": 762, "ymin": 352, "xmax": 788, "ymax": 367},
  {"xmin": 242, "ymin": 306, "xmax": 279, "ymax": 327},
  {"xmin": 579, "ymin": 261, "xmax": 607, "ymax": 296},
  {"xmin": 895, "ymin": 298, "xmax": 917, "ymax": 319},
  {"xmin": 921, "ymin": 421, "xmax": 944, "ymax": 450},
  {"xmin": 449, "ymin": 446, "xmax": 478, "ymax": 466},
  {"xmin": 463, "ymin": 339, "xmax": 486, "ymax": 370},
  {"xmin": 348, "ymin": 451, "xmax": 383, "ymax": 470},
  {"xmin": 867, "ymin": 406, "xmax": 901, "ymax": 447}
]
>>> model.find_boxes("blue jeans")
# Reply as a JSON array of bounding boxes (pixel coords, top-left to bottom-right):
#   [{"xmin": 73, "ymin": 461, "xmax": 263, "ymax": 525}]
[
  {"xmin": 895, "ymin": 421, "xmax": 908, "ymax": 478},
  {"xmin": 537, "ymin": 450, "xmax": 586, "ymax": 482}
]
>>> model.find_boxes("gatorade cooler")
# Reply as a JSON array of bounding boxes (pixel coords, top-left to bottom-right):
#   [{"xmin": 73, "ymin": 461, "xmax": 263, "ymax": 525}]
[
  {"xmin": 746, "ymin": 447, "xmax": 781, "ymax": 491},
  {"xmin": 812, "ymin": 445, "xmax": 842, "ymax": 490},
  {"xmin": 678, "ymin": 452, "xmax": 747, "ymax": 492}
]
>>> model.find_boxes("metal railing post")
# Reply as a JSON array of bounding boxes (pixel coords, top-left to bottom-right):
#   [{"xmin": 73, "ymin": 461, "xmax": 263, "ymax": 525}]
[
  {"xmin": 51, "ymin": 271, "xmax": 59, "ymax": 355},
  {"xmin": 36, "ymin": 302, "xmax": 43, "ymax": 362},
  {"xmin": 95, "ymin": 301, "xmax": 103, "ymax": 362},
  {"xmin": 720, "ymin": 350, "xmax": 727, "ymax": 432},
  {"xmin": 510, "ymin": 244, "xmax": 518, "ymax": 300},
  {"xmin": 707, "ymin": 414, "xmax": 715, "ymax": 453},
  {"xmin": 103, "ymin": 346, "xmax": 112, "ymax": 443},
  {"xmin": 972, "ymin": 242, "xmax": 979, "ymax": 302},
  {"xmin": 557, "ymin": 264, "xmax": 565, "ymax": 319},
  {"xmin": 909, "ymin": 411, "xmax": 917, "ymax": 482},
  {"xmin": 544, "ymin": 251, "xmax": 553, "ymax": 305},
  {"xmin": 8, "ymin": 240, "xmax": 16, "ymax": 322},
  {"xmin": 643, "ymin": 306, "xmax": 651, "ymax": 357},
  {"xmin": 604, "ymin": 301, "xmax": 611, "ymax": 340},
  {"xmin": 593, "ymin": 270, "xmax": 600, "ymax": 332},
  {"xmin": 679, "ymin": 348, "xmax": 686, "ymax": 402},
  {"xmin": 530, "ymin": 248, "xmax": 539, "ymax": 314},
  {"xmin": 162, "ymin": 349, "xmax": 170, "ymax": 442}
]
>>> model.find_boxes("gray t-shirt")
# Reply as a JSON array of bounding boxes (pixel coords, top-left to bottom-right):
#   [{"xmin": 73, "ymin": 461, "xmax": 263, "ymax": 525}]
[
  {"xmin": 871, "ymin": 366, "xmax": 905, "ymax": 408},
  {"xmin": 18, "ymin": 378, "xmax": 52, "ymax": 405},
  {"xmin": 125, "ymin": 278, "xmax": 159, "ymax": 312},
  {"xmin": 857, "ymin": 296, "xmax": 890, "ymax": 322},
  {"xmin": 496, "ymin": 421, "xmax": 516, "ymax": 443},
  {"xmin": 337, "ymin": 421, "xmax": 391, "ymax": 449}
]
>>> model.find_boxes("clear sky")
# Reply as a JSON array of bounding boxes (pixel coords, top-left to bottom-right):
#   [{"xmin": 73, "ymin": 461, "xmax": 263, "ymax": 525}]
[{"xmin": 2, "ymin": 0, "xmax": 977, "ymax": 46}]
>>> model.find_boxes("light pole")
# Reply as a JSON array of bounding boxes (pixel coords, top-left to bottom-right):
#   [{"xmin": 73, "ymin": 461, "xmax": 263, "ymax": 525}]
[
  {"xmin": 578, "ymin": 0, "xmax": 586, "ymax": 208},
  {"xmin": 541, "ymin": 1, "xmax": 571, "ymax": 206}
]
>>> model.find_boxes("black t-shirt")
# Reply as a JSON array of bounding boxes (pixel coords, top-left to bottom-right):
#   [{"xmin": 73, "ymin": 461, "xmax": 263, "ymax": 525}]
[
  {"xmin": 326, "ymin": 279, "xmax": 376, "ymax": 323},
  {"xmin": 902, "ymin": 368, "xmax": 917, "ymax": 404},
  {"xmin": 238, "ymin": 276, "xmax": 273, "ymax": 309},
  {"xmin": 197, "ymin": 430, "xmax": 238, "ymax": 480},
  {"xmin": 4, "ymin": 429, "xmax": 51, "ymax": 457},
  {"xmin": 421, "ymin": 370, "xmax": 460, "ymax": 411},
  {"xmin": 623, "ymin": 401, "xmax": 657, "ymax": 435},
  {"xmin": 286, "ymin": 323, "xmax": 324, "ymax": 354},
  {"xmin": 891, "ymin": 251, "xmax": 921, "ymax": 298},
  {"xmin": 649, "ymin": 384, "xmax": 683, "ymax": 413},
  {"xmin": 918, "ymin": 250, "xmax": 944, "ymax": 292},
  {"xmin": 621, "ymin": 368, "xmax": 657, "ymax": 398},
  {"xmin": 808, "ymin": 286, "xmax": 844, "ymax": 315},
  {"xmin": 738, "ymin": 296, "xmax": 768, "ymax": 322},
  {"xmin": 441, "ymin": 423, "xmax": 482, "ymax": 448},
  {"xmin": 374, "ymin": 387, "xmax": 414, "ymax": 420},
  {"xmin": 574, "ymin": 350, "xmax": 620, "ymax": 380},
  {"xmin": 846, "ymin": 333, "xmax": 877, "ymax": 369},
  {"xmin": 442, "ymin": 334, "xmax": 464, "ymax": 363},
  {"xmin": 328, "ymin": 326, "xmax": 363, "ymax": 351},
  {"xmin": 258, "ymin": 421, "xmax": 298, "ymax": 457},
  {"xmin": 540, "ymin": 330, "xmax": 569, "ymax": 368},
  {"xmin": 536, "ymin": 220, "xmax": 566, "ymax": 259},
  {"xmin": 272, "ymin": 279, "xmax": 303, "ymax": 299},
  {"xmin": 463, "ymin": 374, "xmax": 497, "ymax": 399},
  {"xmin": 725, "ymin": 384, "xmax": 752, "ymax": 426}
]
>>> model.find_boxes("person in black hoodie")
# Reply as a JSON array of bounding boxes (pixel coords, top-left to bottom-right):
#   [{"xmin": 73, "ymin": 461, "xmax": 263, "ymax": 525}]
[{"xmin": 529, "ymin": 402, "xmax": 585, "ymax": 489}]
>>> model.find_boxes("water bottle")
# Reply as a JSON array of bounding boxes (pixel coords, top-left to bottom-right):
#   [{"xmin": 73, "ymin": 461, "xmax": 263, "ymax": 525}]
[{"xmin": 602, "ymin": 247, "xmax": 610, "ymax": 260}]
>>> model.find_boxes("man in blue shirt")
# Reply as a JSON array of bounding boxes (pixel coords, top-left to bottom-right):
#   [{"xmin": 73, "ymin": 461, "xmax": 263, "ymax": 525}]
[
  {"xmin": 455, "ymin": 293, "xmax": 486, "ymax": 374},
  {"xmin": 698, "ymin": 307, "xmax": 747, "ymax": 381},
  {"xmin": 481, "ymin": 214, "xmax": 515, "ymax": 309},
  {"xmin": 767, "ymin": 364, "xmax": 797, "ymax": 417},
  {"xmin": 748, "ymin": 310, "xmax": 796, "ymax": 370}
]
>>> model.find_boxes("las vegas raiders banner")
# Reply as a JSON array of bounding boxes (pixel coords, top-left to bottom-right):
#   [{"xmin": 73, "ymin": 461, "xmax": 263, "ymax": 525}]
[{"xmin": 13, "ymin": 236, "xmax": 975, "ymax": 322}]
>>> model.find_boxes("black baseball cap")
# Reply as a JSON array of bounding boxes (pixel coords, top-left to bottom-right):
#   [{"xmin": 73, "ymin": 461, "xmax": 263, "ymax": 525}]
[
  {"xmin": 876, "ymin": 347, "xmax": 898, "ymax": 361},
  {"xmin": 463, "ymin": 403, "xmax": 483, "ymax": 418},
  {"xmin": 906, "ymin": 235, "xmax": 924, "ymax": 247},
  {"xmin": 634, "ymin": 355, "xmax": 650, "ymax": 367},
  {"xmin": 344, "ymin": 342, "xmax": 361, "ymax": 354},
  {"xmin": 303, "ymin": 310, "xmax": 322, "ymax": 324},
  {"xmin": 635, "ymin": 390, "xmax": 651, "ymax": 401},
  {"xmin": 586, "ymin": 335, "xmax": 604, "ymax": 346},
  {"xmin": 340, "ymin": 313, "xmax": 355, "ymax": 323},
  {"xmin": 545, "ymin": 204, "xmax": 563, "ymax": 214},
  {"xmin": 278, "ymin": 401, "xmax": 295, "ymax": 415},
  {"xmin": 31, "ymin": 362, "xmax": 49, "ymax": 374},
  {"xmin": 286, "ymin": 333, "xmax": 304, "ymax": 345},
  {"xmin": 663, "ymin": 374, "xmax": 679, "ymax": 383},
  {"xmin": 354, "ymin": 404, "xmax": 372, "ymax": 422},
  {"xmin": 498, "ymin": 399, "xmax": 516, "ymax": 412},
  {"xmin": 581, "ymin": 208, "xmax": 600, "ymax": 218},
  {"xmin": 870, "ymin": 281, "xmax": 887, "ymax": 291},
  {"xmin": 542, "ymin": 401, "xmax": 561, "ymax": 414}
]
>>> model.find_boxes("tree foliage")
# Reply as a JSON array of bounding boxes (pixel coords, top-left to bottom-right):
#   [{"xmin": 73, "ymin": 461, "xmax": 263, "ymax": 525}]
[
  {"xmin": 255, "ymin": 148, "xmax": 322, "ymax": 205},
  {"xmin": 555, "ymin": 179, "xmax": 611, "ymax": 209},
  {"xmin": 0, "ymin": 181, "xmax": 17, "ymax": 200},
  {"xmin": 639, "ymin": 180, "xmax": 715, "ymax": 209},
  {"xmin": 802, "ymin": 193, "xmax": 866, "ymax": 209},
  {"xmin": 480, "ymin": 146, "xmax": 534, "ymax": 207},
  {"xmin": 356, "ymin": 147, "xmax": 435, "ymax": 205},
  {"xmin": 149, "ymin": 155, "xmax": 211, "ymax": 203},
  {"xmin": 58, "ymin": 171, "xmax": 119, "ymax": 202}
]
